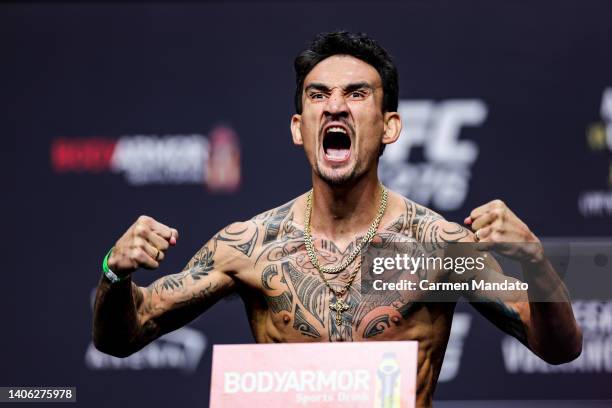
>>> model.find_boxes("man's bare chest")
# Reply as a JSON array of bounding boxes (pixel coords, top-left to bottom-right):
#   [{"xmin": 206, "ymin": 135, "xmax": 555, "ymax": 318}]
[{"xmin": 238, "ymin": 234, "xmax": 441, "ymax": 342}]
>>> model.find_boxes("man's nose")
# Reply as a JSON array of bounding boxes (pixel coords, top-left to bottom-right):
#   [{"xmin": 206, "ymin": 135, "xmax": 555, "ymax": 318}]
[{"xmin": 323, "ymin": 90, "xmax": 349, "ymax": 118}]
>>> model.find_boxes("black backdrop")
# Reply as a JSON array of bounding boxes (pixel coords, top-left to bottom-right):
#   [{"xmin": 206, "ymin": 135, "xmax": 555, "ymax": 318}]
[{"xmin": 2, "ymin": 1, "xmax": 612, "ymax": 406}]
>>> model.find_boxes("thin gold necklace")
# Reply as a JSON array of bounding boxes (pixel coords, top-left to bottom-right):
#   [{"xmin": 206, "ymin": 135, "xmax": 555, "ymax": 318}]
[{"xmin": 303, "ymin": 184, "xmax": 388, "ymax": 326}]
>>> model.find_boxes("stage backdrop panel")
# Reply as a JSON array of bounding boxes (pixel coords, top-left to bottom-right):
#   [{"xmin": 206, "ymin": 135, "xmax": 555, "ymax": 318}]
[{"xmin": 2, "ymin": 1, "xmax": 611, "ymax": 407}]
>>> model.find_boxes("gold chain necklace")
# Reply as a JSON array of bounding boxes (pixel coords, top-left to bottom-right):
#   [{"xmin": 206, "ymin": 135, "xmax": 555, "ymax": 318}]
[{"xmin": 303, "ymin": 184, "xmax": 388, "ymax": 326}]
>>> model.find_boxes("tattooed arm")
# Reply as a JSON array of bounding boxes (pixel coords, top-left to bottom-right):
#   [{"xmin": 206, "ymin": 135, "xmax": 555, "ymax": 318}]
[
  {"xmin": 463, "ymin": 200, "xmax": 581, "ymax": 364},
  {"xmin": 93, "ymin": 219, "xmax": 254, "ymax": 357},
  {"xmin": 436, "ymin": 214, "xmax": 582, "ymax": 365}
]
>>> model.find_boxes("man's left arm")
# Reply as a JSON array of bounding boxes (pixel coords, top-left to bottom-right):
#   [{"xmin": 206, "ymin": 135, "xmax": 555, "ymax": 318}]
[{"xmin": 451, "ymin": 199, "xmax": 582, "ymax": 365}]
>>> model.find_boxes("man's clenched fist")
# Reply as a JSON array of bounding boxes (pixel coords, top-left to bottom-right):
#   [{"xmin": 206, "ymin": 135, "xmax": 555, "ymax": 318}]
[
  {"xmin": 464, "ymin": 199, "xmax": 543, "ymax": 263},
  {"xmin": 107, "ymin": 215, "xmax": 179, "ymax": 277}
]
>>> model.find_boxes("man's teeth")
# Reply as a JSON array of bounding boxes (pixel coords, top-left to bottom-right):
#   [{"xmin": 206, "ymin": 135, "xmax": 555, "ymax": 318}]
[{"xmin": 327, "ymin": 126, "xmax": 346, "ymax": 134}]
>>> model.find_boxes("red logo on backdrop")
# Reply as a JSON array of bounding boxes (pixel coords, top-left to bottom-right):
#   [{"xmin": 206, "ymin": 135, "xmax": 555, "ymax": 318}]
[
  {"xmin": 51, "ymin": 138, "xmax": 117, "ymax": 173},
  {"xmin": 50, "ymin": 126, "xmax": 241, "ymax": 190}
]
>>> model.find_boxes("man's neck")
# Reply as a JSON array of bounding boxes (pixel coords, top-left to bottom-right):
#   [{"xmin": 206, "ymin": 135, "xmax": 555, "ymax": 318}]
[{"xmin": 309, "ymin": 172, "xmax": 382, "ymax": 242}]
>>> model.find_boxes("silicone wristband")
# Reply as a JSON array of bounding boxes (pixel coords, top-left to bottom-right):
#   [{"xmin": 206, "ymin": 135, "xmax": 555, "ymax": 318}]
[{"xmin": 102, "ymin": 247, "xmax": 128, "ymax": 283}]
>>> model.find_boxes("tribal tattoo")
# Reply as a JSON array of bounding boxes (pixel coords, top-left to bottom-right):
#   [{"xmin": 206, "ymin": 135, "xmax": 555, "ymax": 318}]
[
  {"xmin": 247, "ymin": 197, "xmax": 471, "ymax": 341},
  {"xmin": 137, "ymin": 194, "xmax": 517, "ymax": 344}
]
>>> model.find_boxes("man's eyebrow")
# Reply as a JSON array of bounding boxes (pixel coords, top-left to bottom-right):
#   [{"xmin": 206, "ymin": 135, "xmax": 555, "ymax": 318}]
[
  {"xmin": 304, "ymin": 83, "xmax": 331, "ymax": 93},
  {"xmin": 304, "ymin": 81, "xmax": 375, "ymax": 94},
  {"xmin": 343, "ymin": 82, "xmax": 374, "ymax": 93}
]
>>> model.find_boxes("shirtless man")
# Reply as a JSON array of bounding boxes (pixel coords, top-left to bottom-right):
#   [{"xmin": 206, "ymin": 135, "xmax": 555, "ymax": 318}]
[{"xmin": 93, "ymin": 31, "xmax": 582, "ymax": 406}]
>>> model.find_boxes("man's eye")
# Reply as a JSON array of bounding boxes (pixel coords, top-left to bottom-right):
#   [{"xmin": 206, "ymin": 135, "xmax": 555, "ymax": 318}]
[
  {"xmin": 349, "ymin": 91, "xmax": 366, "ymax": 98},
  {"xmin": 310, "ymin": 93, "xmax": 326, "ymax": 100}
]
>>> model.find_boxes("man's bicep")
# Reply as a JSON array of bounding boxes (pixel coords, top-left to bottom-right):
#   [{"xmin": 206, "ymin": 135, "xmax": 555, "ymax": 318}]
[
  {"xmin": 137, "ymin": 237, "xmax": 237, "ymax": 338},
  {"xmin": 143, "ymin": 269, "xmax": 234, "ymax": 336}
]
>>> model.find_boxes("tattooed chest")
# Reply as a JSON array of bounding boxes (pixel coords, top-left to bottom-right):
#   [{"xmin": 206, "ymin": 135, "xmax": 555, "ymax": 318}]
[
  {"xmin": 252, "ymin": 250, "xmax": 418, "ymax": 342},
  {"xmin": 242, "ymin": 201, "xmax": 455, "ymax": 342}
]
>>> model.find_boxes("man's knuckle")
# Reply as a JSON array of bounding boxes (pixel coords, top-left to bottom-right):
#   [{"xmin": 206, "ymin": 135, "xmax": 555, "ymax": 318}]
[
  {"xmin": 493, "ymin": 199, "xmax": 505, "ymax": 208},
  {"xmin": 492, "ymin": 208, "xmax": 504, "ymax": 218},
  {"xmin": 137, "ymin": 215, "xmax": 151, "ymax": 223},
  {"xmin": 134, "ymin": 224, "xmax": 148, "ymax": 236}
]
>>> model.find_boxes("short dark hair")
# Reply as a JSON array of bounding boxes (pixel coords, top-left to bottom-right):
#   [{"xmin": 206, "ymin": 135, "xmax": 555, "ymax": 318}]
[{"xmin": 294, "ymin": 31, "xmax": 399, "ymax": 114}]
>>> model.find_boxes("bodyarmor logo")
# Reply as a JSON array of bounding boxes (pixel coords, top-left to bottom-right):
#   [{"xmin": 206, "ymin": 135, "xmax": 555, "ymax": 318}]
[
  {"xmin": 380, "ymin": 100, "xmax": 488, "ymax": 211},
  {"xmin": 374, "ymin": 353, "xmax": 401, "ymax": 408},
  {"xmin": 51, "ymin": 125, "xmax": 242, "ymax": 190}
]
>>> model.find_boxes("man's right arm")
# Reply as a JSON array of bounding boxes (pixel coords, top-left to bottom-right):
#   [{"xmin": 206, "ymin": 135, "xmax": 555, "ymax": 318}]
[{"xmin": 92, "ymin": 216, "xmax": 252, "ymax": 357}]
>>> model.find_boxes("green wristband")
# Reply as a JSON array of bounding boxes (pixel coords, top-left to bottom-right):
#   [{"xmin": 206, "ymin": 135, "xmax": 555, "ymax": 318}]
[{"xmin": 102, "ymin": 247, "xmax": 128, "ymax": 283}]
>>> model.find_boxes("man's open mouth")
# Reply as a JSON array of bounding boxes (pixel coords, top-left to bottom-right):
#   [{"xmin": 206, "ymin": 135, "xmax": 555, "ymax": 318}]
[{"xmin": 322, "ymin": 125, "xmax": 352, "ymax": 162}]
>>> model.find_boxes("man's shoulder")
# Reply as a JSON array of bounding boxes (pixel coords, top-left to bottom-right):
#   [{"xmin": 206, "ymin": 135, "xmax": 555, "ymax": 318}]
[
  {"xmin": 220, "ymin": 195, "xmax": 305, "ymax": 248},
  {"xmin": 390, "ymin": 190, "xmax": 473, "ymax": 243},
  {"xmin": 249, "ymin": 195, "xmax": 302, "ymax": 225}
]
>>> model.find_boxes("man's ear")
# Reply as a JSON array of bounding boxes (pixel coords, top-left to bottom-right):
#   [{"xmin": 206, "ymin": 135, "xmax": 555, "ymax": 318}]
[
  {"xmin": 291, "ymin": 114, "xmax": 303, "ymax": 146},
  {"xmin": 382, "ymin": 111, "xmax": 402, "ymax": 146}
]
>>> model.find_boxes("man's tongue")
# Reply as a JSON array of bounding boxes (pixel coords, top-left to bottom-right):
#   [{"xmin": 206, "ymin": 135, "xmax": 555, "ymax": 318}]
[
  {"xmin": 323, "ymin": 129, "xmax": 351, "ymax": 161},
  {"xmin": 326, "ymin": 148, "xmax": 350, "ymax": 160}
]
